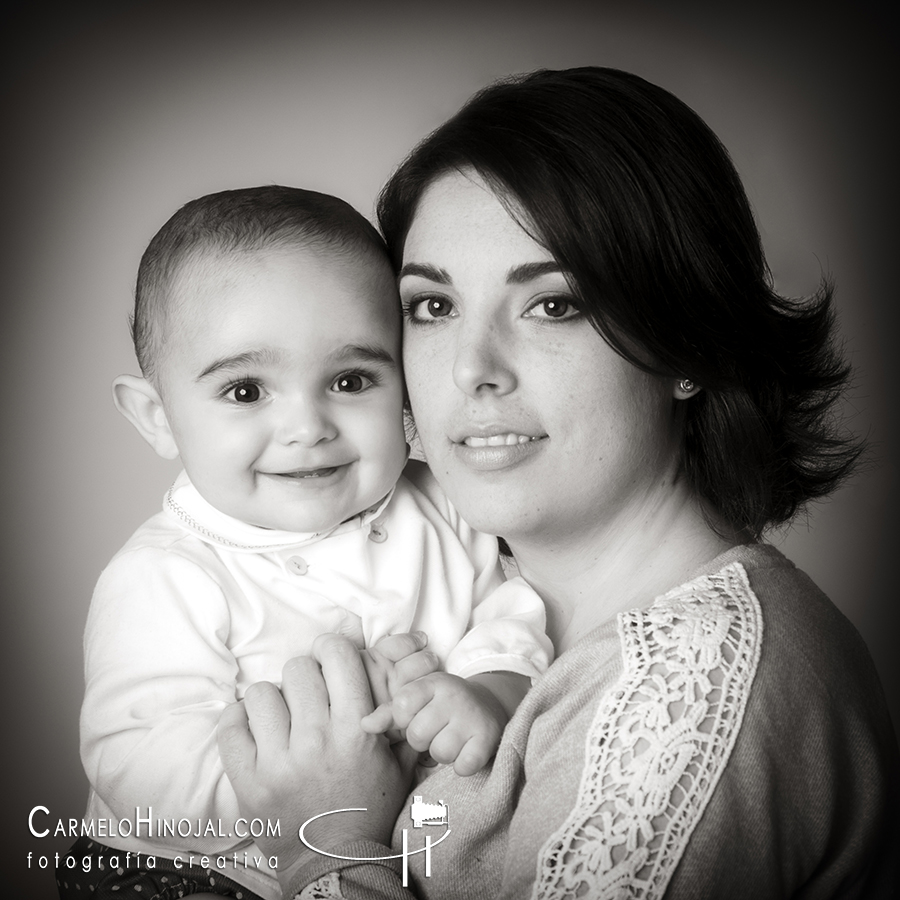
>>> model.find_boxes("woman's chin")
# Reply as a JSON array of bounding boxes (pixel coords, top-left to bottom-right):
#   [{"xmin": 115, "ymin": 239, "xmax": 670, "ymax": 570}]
[{"xmin": 449, "ymin": 486, "xmax": 555, "ymax": 545}]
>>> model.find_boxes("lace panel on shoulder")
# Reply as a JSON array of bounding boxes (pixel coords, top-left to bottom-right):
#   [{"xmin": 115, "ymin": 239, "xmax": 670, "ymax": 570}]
[
  {"xmin": 297, "ymin": 871, "xmax": 344, "ymax": 899},
  {"xmin": 534, "ymin": 562, "xmax": 763, "ymax": 899}
]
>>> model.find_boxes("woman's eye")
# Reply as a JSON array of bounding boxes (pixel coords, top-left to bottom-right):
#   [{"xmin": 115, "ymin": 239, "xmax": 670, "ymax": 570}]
[
  {"xmin": 526, "ymin": 295, "xmax": 580, "ymax": 320},
  {"xmin": 228, "ymin": 382, "xmax": 262, "ymax": 403},
  {"xmin": 406, "ymin": 296, "xmax": 455, "ymax": 321},
  {"xmin": 332, "ymin": 372, "xmax": 372, "ymax": 393}
]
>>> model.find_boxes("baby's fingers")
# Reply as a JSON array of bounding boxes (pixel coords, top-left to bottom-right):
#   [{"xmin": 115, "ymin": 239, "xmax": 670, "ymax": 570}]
[
  {"xmin": 403, "ymin": 702, "xmax": 450, "ymax": 754},
  {"xmin": 371, "ymin": 631, "xmax": 428, "ymax": 663},
  {"xmin": 451, "ymin": 734, "xmax": 495, "ymax": 777},
  {"xmin": 425, "ymin": 725, "xmax": 493, "ymax": 776},
  {"xmin": 360, "ymin": 703, "xmax": 397, "ymax": 735},
  {"xmin": 389, "ymin": 649, "xmax": 441, "ymax": 692},
  {"xmin": 388, "ymin": 678, "xmax": 439, "ymax": 732}
]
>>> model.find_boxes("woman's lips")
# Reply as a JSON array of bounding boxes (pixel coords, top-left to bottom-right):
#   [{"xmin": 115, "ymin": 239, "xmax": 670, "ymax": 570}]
[
  {"xmin": 462, "ymin": 433, "xmax": 539, "ymax": 447},
  {"xmin": 453, "ymin": 433, "xmax": 547, "ymax": 470}
]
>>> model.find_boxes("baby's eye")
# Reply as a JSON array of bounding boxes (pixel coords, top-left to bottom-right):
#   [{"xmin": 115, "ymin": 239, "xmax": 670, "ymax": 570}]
[
  {"xmin": 524, "ymin": 295, "xmax": 581, "ymax": 321},
  {"xmin": 228, "ymin": 382, "xmax": 262, "ymax": 403},
  {"xmin": 331, "ymin": 372, "xmax": 372, "ymax": 394},
  {"xmin": 405, "ymin": 295, "xmax": 456, "ymax": 322}
]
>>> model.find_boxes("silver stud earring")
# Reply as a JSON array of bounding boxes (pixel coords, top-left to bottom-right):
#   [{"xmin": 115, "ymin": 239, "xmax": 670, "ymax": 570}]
[{"xmin": 679, "ymin": 378, "xmax": 695, "ymax": 394}]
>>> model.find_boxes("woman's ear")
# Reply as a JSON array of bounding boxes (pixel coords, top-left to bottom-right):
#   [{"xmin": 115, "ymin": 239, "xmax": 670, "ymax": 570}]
[{"xmin": 112, "ymin": 374, "xmax": 179, "ymax": 460}]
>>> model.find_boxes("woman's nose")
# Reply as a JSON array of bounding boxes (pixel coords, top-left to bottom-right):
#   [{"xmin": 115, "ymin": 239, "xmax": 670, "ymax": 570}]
[
  {"xmin": 276, "ymin": 397, "xmax": 338, "ymax": 446},
  {"xmin": 451, "ymin": 320, "xmax": 518, "ymax": 397}
]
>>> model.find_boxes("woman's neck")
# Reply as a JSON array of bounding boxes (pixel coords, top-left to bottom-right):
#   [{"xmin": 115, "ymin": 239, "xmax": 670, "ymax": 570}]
[{"xmin": 509, "ymin": 481, "xmax": 742, "ymax": 656}]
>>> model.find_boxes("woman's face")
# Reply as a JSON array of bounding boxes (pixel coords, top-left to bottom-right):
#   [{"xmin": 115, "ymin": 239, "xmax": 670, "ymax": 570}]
[{"xmin": 399, "ymin": 170, "xmax": 681, "ymax": 547}]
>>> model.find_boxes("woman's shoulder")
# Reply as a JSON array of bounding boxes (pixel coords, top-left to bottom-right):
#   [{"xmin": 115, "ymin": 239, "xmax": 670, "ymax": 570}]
[
  {"xmin": 660, "ymin": 543, "xmax": 895, "ymax": 767},
  {"xmin": 658, "ymin": 543, "xmax": 880, "ymax": 685},
  {"xmin": 665, "ymin": 543, "xmax": 900, "ymax": 896},
  {"xmin": 712, "ymin": 544, "xmax": 884, "ymax": 696}
]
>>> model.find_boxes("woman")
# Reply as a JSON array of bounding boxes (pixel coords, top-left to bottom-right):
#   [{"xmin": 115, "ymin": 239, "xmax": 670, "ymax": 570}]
[{"xmin": 218, "ymin": 67, "xmax": 899, "ymax": 899}]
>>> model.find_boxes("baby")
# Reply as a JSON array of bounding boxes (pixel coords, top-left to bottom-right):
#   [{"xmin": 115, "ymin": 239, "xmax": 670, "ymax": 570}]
[{"xmin": 59, "ymin": 186, "xmax": 551, "ymax": 900}]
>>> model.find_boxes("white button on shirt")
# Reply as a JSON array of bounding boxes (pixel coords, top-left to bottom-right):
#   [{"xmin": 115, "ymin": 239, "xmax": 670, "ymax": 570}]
[{"xmin": 286, "ymin": 555, "xmax": 308, "ymax": 575}]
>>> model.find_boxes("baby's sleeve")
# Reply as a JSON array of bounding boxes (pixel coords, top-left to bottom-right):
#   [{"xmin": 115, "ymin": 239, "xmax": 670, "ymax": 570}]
[
  {"xmin": 444, "ymin": 574, "xmax": 554, "ymax": 681},
  {"xmin": 400, "ymin": 461, "xmax": 553, "ymax": 681},
  {"xmin": 80, "ymin": 545, "xmax": 242, "ymax": 851}
]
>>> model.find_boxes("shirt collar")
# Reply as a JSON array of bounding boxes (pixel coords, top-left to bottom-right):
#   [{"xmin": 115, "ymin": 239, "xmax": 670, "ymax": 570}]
[{"xmin": 163, "ymin": 470, "xmax": 394, "ymax": 552}]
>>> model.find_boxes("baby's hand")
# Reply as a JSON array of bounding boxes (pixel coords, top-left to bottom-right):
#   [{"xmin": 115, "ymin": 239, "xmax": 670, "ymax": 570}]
[
  {"xmin": 360, "ymin": 631, "xmax": 441, "ymax": 712},
  {"xmin": 360, "ymin": 672, "xmax": 508, "ymax": 776}
]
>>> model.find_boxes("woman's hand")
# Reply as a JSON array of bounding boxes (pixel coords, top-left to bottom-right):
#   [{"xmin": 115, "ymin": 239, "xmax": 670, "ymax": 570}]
[{"xmin": 217, "ymin": 634, "xmax": 419, "ymax": 892}]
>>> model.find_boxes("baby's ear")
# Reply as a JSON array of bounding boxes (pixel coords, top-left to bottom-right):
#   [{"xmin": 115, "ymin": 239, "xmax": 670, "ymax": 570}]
[{"xmin": 112, "ymin": 374, "xmax": 179, "ymax": 460}]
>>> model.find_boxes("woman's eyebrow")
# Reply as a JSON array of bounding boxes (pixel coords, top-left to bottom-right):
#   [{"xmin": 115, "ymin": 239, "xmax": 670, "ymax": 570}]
[
  {"xmin": 398, "ymin": 263, "xmax": 450, "ymax": 283},
  {"xmin": 399, "ymin": 261, "xmax": 563, "ymax": 285},
  {"xmin": 505, "ymin": 261, "xmax": 564, "ymax": 284}
]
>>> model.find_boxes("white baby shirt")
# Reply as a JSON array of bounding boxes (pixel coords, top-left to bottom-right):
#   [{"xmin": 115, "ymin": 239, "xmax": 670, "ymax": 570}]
[{"xmin": 79, "ymin": 461, "xmax": 551, "ymax": 899}]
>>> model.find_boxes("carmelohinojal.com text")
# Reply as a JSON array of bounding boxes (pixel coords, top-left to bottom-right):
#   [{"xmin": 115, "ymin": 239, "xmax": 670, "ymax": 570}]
[{"xmin": 27, "ymin": 806, "xmax": 281, "ymax": 874}]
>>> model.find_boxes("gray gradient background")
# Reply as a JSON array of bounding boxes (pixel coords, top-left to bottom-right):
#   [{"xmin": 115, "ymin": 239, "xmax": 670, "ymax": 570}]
[{"xmin": 3, "ymin": 2, "xmax": 897, "ymax": 896}]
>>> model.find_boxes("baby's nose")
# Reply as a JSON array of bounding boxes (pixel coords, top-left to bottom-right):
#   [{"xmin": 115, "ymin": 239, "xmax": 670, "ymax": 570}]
[{"xmin": 277, "ymin": 398, "xmax": 338, "ymax": 446}]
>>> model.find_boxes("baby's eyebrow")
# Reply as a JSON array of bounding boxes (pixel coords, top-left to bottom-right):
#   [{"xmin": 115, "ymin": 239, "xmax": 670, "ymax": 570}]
[
  {"xmin": 330, "ymin": 343, "xmax": 397, "ymax": 368},
  {"xmin": 196, "ymin": 349, "xmax": 279, "ymax": 381},
  {"xmin": 196, "ymin": 344, "xmax": 397, "ymax": 381}
]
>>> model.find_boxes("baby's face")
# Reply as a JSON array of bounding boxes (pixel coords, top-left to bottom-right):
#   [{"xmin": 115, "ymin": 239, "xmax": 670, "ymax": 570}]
[{"xmin": 156, "ymin": 244, "xmax": 407, "ymax": 533}]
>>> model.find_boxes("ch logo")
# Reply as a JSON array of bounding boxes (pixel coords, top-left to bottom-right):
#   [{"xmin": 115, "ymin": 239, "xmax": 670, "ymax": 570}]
[{"xmin": 299, "ymin": 799, "xmax": 451, "ymax": 886}]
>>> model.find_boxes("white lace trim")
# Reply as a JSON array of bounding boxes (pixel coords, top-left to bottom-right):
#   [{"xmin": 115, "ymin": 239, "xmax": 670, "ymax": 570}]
[
  {"xmin": 297, "ymin": 871, "xmax": 344, "ymax": 899},
  {"xmin": 533, "ymin": 562, "xmax": 763, "ymax": 900}
]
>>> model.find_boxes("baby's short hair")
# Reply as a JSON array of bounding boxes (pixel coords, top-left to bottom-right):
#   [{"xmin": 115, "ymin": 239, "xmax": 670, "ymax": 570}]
[{"xmin": 133, "ymin": 185, "xmax": 387, "ymax": 383}]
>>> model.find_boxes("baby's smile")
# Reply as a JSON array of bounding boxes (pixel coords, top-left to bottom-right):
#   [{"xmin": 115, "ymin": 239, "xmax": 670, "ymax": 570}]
[{"xmin": 269, "ymin": 465, "xmax": 343, "ymax": 479}]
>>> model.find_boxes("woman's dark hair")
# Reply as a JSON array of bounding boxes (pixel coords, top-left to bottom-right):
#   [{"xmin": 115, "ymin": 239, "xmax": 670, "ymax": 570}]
[{"xmin": 377, "ymin": 66, "xmax": 862, "ymax": 539}]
